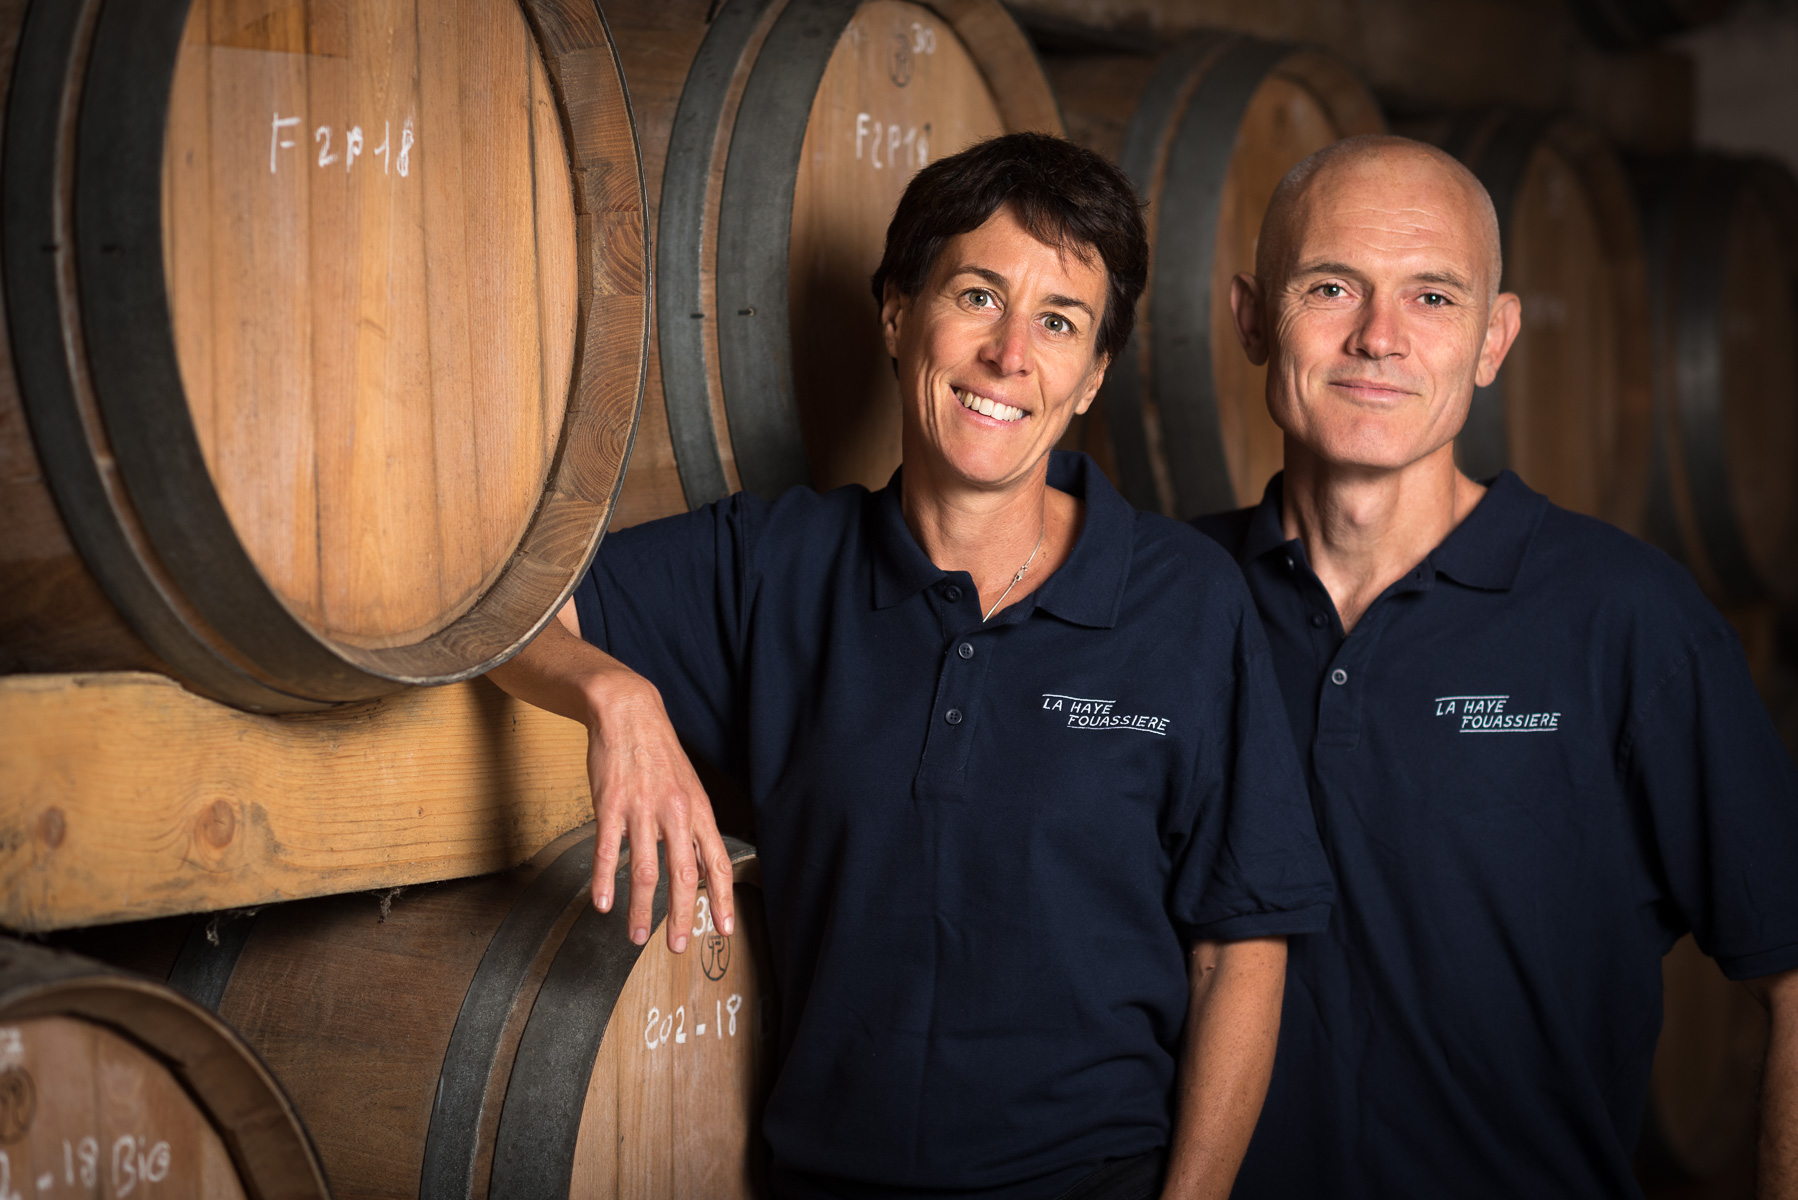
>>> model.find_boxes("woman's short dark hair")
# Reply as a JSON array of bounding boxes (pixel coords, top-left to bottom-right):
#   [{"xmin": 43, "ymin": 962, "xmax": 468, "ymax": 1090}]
[{"xmin": 870, "ymin": 132, "xmax": 1149, "ymax": 367}]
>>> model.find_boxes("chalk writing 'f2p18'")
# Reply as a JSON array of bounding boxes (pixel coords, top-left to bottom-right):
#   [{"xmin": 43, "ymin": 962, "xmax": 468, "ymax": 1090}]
[{"xmin": 271, "ymin": 112, "xmax": 414, "ymax": 177}]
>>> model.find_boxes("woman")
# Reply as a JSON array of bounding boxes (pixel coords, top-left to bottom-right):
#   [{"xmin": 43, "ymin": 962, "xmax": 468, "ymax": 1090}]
[{"xmin": 489, "ymin": 133, "xmax": 1332, "ymax": 1200}]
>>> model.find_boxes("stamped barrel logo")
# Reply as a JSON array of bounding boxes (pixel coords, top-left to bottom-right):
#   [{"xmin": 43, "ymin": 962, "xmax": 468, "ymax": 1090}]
[
  {"xmin": 0, "ymin": 1068, "xmax": 33, "ymax": 1143},
  {"xmin": 888, "ymin": 33, "xmax": 913, "ymax": 86},
  {"xmin": 695, "ymin": 895, "xmax": 730, "ymax": 982}
]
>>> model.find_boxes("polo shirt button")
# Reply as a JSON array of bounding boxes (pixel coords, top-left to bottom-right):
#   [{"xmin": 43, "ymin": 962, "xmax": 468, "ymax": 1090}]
[
  {"xmin": 1330, "ymin": 668, "xmax": 1348, "ymax": 686},
  {"xmin": 957, "ymin": 642, "xmax": 974, "ymax": 659},
  {"xmin": 1310, "ymin": 613, "xmax": 1327, "ymax": 628},
  {"xmin": 945, "ymin": 708, "xmax": 963, "ymax": 725},
  {"xmin": 1284, "ymin": 555, "xmax": 1295, "ymax": 570},
  {"xmin": 943, "ymin": 584, "xmax": 963, "ymax": 602}
]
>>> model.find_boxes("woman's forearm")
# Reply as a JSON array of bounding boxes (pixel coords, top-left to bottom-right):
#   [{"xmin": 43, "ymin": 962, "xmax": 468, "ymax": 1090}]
[
  {"xmin": 486, "ymin": 599, "xmax": 647, "ymax": 728},
  {"xmin": 484, "ymin": 598, "xmax": 735, "ymax": 949}
]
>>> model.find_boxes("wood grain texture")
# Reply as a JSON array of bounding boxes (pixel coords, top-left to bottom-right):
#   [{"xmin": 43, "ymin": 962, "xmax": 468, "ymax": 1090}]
[
  {"xmin": 216, "ymin": 866, "xmax": 543, "ymax": 1198},
  {"xmin": 0, "ymin": 1014, "xmax": 248, "ymax": 1199},
  {"xmin": 1644, "ymin": 156, "xmax": 1798, "ymax": 605},
  {"xmin": 0, "ymin": 672, "xmax": 593, "ymax": 932},
  {"xmin": 572, "ymin": 891, "xmax": 771, "ymax": 1198},
  {"xmin": 0, "ymin": 938, "xmax": 328, "ymax": 1199},
  {"xmin": 165, "ymin": 0, "xmax": 578, "ymax": 648},
  {"xmin": 0, "ymin": 0, "xmax": 165, "ymax": 683},
  {"xmin": 0, "ymin": 0, "xmax": 645, "ymax": 708},
  {"xmin": 606, "ymin": 0, "xmax": 738, "ymax": 530},
  {"xmin": 163, "ymin": 834, "xmax": 773, "ymax": 1199},
  {"xmin": 1431, "ymin": 114, "xmax": 1653, "ymax": 535}
]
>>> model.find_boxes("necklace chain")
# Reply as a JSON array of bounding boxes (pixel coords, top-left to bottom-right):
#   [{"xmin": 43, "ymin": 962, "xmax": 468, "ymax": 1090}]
[{"xmin": 982, "ymin": 518, "xmax": 1046, "ymax": 623}]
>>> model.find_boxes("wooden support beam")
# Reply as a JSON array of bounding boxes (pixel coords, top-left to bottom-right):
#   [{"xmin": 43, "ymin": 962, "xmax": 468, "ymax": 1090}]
[{"xmin": 0, "ymin": 673, "xmax": 594, "ymax": 932}]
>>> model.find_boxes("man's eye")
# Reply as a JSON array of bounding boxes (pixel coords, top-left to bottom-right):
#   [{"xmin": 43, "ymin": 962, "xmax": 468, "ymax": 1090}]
[
  {"xmin": 1421, "ymin": 292, "xmax": 1450, "ymax": 306},
  {"xmin": 1317, "ymin": 283, "xmax": 1346, "ymax": 299}
]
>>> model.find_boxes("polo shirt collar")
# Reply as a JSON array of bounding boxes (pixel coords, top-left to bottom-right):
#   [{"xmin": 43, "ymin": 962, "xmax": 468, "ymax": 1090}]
[
  {"xmin": 1242, "ymin": 474, "xmax": 1295, "ymax": 565},
  {"xmin": 1241, "ymin": 469, "xmax": 1546, "ymax": 592},
  {"xmin": 869, "ymin": 451, "xmax": 1132, "ymax": 628}
]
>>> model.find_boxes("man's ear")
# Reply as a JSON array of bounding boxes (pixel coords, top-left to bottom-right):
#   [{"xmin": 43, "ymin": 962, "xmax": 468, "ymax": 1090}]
[
  {"xmin": 880, "ymin": 281, "xmax": 906, "ymax": 360},
  {"xmin": 1474, "ymin": 292, "xmax": 1522, "ymax": 388},
  {"xmin": 1230, "ymin": 272, "xmax": 1270, "ymax": 367}
]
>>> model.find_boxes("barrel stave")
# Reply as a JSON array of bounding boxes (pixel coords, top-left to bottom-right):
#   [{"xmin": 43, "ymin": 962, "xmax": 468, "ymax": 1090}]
[
  {"xmin": 0, "ymin": 0, "xmax": 646, "ymax": 711},
  {"xmin": 0, "ymin": 938, "xmax": 327, "ymax": 1200},
  {"xmin": 609, "ymin": 0, "xmax": 1061, "ymax": 526},
  {"xmin": 125, "ymin": 829, "xmax": 775, "ymax": 1199},
  {"xmin": 1640, "ymin": 154, "xmax": 1798, "ymax": 604},
  {"xmin": 1434, "ymin": 112, "xmax": 1653, "ymax": 534}
]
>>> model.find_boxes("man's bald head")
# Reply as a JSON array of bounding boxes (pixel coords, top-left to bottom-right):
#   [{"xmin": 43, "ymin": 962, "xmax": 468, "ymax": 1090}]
[
  {"xmin": 1256, "ymin": 135, "xmax": 1503, "ymax": 303},
  {"xmin": 1227, "ymin": 132, "xmax": 1523, "ymax": 477}
]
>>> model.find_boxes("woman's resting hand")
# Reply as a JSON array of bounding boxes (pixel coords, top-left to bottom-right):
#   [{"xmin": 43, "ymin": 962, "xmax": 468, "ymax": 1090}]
[{"xmin": 486, "ymin": 602, "xmax": 735, "ymax": 953}]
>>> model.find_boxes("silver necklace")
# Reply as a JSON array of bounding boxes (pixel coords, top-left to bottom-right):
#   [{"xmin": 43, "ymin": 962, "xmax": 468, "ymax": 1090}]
[{"xmin": 982, "ymin": 517, "xmax": 1046, "ymax": 622}]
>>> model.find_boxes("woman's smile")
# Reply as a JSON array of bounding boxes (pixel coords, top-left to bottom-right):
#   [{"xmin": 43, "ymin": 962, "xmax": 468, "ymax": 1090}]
[{"xmin": 954, "ymin": 387, "xmax": 1027, "ymax": 423}]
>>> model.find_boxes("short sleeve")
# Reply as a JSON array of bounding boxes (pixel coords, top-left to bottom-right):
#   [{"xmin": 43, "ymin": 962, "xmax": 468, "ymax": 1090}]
[
  {"xmin": 1165, "ymin": 607, "xmax": 1336, "ymax": 942},
  {"xmin": 571, "ymin": 494, "xmax": 764, "ymax": 774},
  {"xmin": 1628, "ymin": 627, "xmax": 1798, "ymax": 980}
]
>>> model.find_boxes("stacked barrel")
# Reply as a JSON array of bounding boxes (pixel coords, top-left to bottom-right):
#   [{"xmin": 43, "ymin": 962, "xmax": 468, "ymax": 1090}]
[
  {"xmin": 606, "ymin": 0, "xmax": 1062, "ymax": 523},
  {"xmin": 0, "ymin": 0, "xmax": 646, "ymax": 714},
  {"xmin": 4, "ymin": 0, "xmax": 1796, "ymax": 1195}
]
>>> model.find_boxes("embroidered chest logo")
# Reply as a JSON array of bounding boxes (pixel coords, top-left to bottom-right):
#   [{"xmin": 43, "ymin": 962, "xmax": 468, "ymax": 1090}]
[
  {"xmin": 1041, "ymin": 693, "xmax": 1171, "ymax": 736},
  {"xmin": 1433, "ymin": 694, "xmax": 1561, "ymax": 733}
]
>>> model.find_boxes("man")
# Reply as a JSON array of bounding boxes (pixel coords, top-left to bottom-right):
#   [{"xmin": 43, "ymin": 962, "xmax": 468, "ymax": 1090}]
[
  {"xmin": 1194, "ymin": 133, "xmax": 1798, "ymax": 1198},
  {"xmin": 490, "ymin": 134, "xmax": 1334, "ymax": 1199}
]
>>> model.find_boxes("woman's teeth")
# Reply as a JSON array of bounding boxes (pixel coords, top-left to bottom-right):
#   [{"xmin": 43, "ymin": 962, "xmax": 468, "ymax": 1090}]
[{"xmin": 956, "ymin": 389, "xmax": 1024, "ymax": 423}]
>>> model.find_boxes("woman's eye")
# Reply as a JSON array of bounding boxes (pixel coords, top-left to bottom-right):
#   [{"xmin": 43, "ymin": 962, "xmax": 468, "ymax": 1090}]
[
  {"xmin": 1043, "ymin": 314, "xmax": 1069, "ymax": 334},
  {"xmin": 966, "ymin": 289, "xmax": 994, "ymax": 308}
]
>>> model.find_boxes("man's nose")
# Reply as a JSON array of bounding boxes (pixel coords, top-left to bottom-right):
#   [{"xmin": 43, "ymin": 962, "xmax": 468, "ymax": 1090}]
[
  {"xmin": 980, "ymin": 311, "xmax": 1032, "ymax": 376},
  {"xmin": 1349, "ymin": 293, "xmax": 1406, "ymax": 358}
]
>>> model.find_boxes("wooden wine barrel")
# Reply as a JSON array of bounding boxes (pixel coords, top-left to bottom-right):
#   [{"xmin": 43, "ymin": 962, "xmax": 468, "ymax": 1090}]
[
  {"xmin": 0, "ymin": 937, "xmax": 326, "ymax": 1198},
  {"xmin": 0, "ymin": 0, "xmax": 647, "ymax": 712},
  {"xmin": 1638, "ymin": 154, "xmax": 1798, "ymax": 605},
  {"xmin": 1432, "ymin": 112, "xmax": 1654, "ymax": 534},
  {"xmin": 149, "ymin": 829, "xmax": 772, "ymax": 1199},
  {"xmin": 1044, "ymin": 36, "xmax": 1386, "ymax": 518},
  {"xmin": 601, "ymin": 0, "xmax": 1062, "ymax": 527},
  {"xmin": 1566, "ymin": 0, "xmax": 1734, "ymax": 49},
  {"xmin": 1636, "ymin": 934, "xmax": 1768, "ymax": 1182}
]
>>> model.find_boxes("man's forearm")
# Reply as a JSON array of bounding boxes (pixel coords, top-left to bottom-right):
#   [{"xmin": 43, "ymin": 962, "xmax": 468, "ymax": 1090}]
[
  {"xmin": 1162, "ymin": 937, "xmax": 1287, "ymax": 1200},
  {"xmin": 1754, "ymin": 968, "xmax": 1798, "ymax": 1199}
]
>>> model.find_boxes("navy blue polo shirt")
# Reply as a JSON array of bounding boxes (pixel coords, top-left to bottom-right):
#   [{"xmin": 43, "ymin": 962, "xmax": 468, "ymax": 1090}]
[
  {"xmin": 573, "ymin": 452, "xmax": 1333, "ymax": 1198},
  {"xmin": 1195, "ymin": 471, "xmax": 1798, "ymax": 1200}
]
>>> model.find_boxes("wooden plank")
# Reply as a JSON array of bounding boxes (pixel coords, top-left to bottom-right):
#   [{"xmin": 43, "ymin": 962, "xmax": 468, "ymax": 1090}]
[{"xmin": 0, "ymin": 672, "xmax": 593, "ymax": 932}]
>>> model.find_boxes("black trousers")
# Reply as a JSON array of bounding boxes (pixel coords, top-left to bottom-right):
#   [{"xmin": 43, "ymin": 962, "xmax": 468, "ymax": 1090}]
[
  {"xmin": 773, "ymin": 1148, "xmax": 1168, "ymax": 1200},
  {"xmin": 1051, "ymin": 1149, "xmax": 1168, "ymax": 1200}
]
